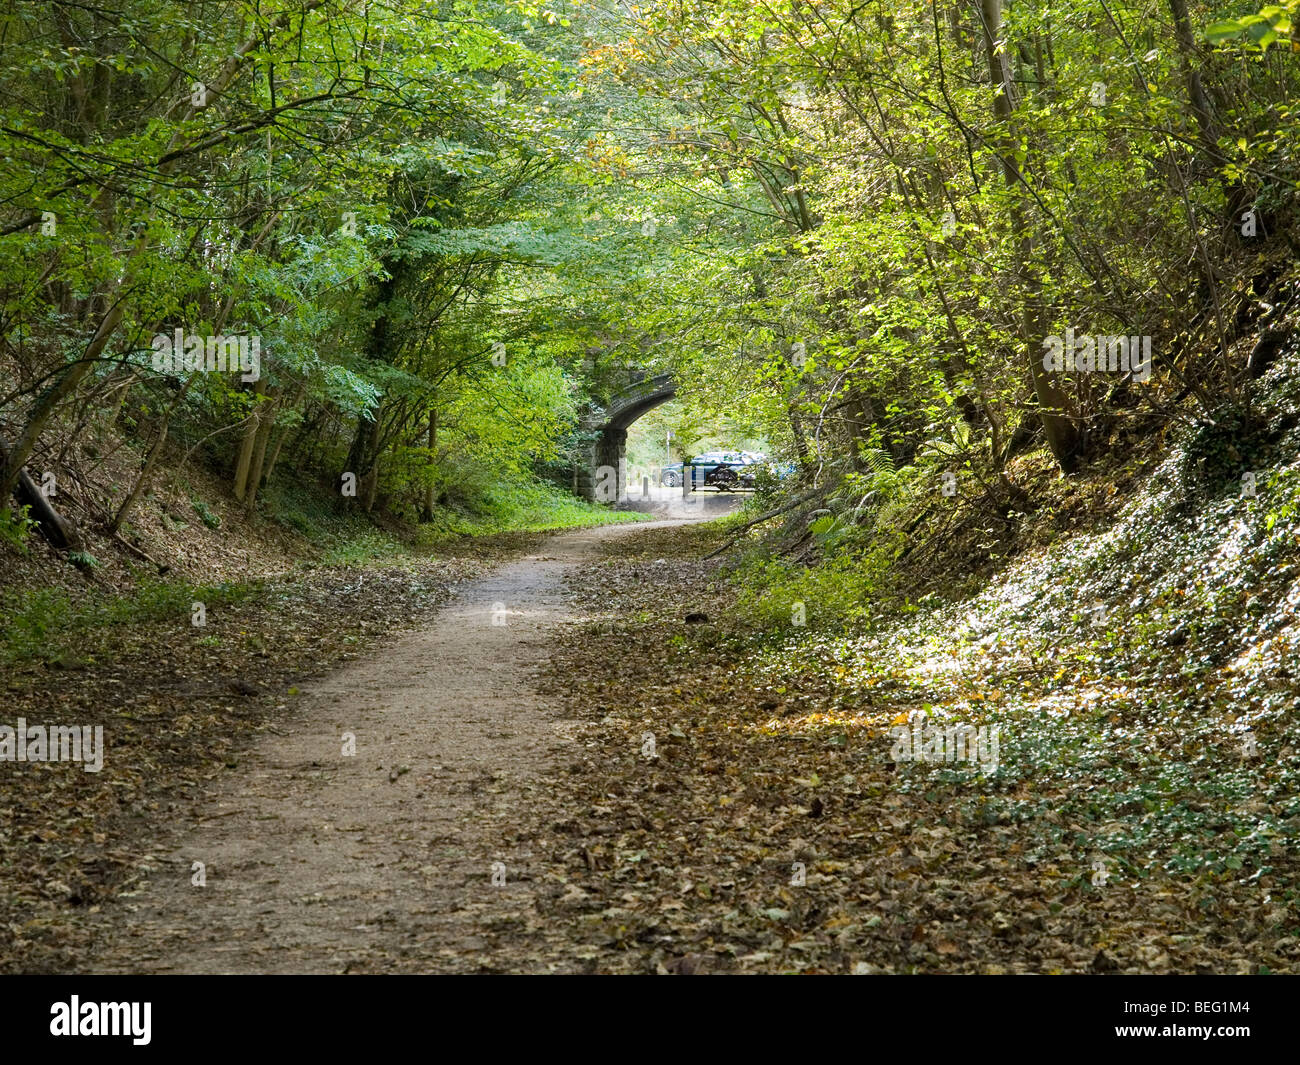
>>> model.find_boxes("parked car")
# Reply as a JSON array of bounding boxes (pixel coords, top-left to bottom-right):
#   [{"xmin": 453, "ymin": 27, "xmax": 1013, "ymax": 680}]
[
  {"xmin": 686, "ymin": 450, "xmax": 764, "ymax": 490},
  {"xmin": 661, "ymin": 453, "xmax": 734, "ymax": 487},
  {"xmin": 659, "ymin": 450, "xmax": 776, "ymax": 490},
  {"xmin": 660, "ymin": 462, "xmax": 685, "ymax": 486}
]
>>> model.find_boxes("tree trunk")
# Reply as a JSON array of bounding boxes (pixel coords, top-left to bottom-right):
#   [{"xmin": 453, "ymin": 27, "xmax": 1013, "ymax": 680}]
[
  {"xmin": 232, "ymin": 380, "xmax": 266, "ymax": 501},
  {"xmin": 421, "ymin": 408, "xmax": 438, "ymax": 521},
  {"xmin": 105, "ymin": 371, "xmax": 136, "ymax": 427},
  {"xmin": 109, "ymin": 376, "xmax": 195, "ymax": 532},
  {"xmin": 259, "ymin": 383, "xmax": 305, "ymax": 492},
  {"xmin": 0, "ymin": 300, "xmax": 124, "ymax": 499},
  {"xmin": 361, "ymin": 409, "xmax": 383, "ymax": 512},
  {"xmin": 0, "ymin": 436, "xmax": 81, "ymax": 551},
  {"xmin": 343, "ymin": 411, "xmax": 370, "ymax": 487},
  {"xmin": 788, "ymin": 404, "xmax": 811, "ymax": 466},
  {"xmin": 978, "ymin": 0, "xmax": 1083, "ymax": 473},
  {"xmin": 242, "ymin": 394, "xmax": 278, "ymax": 511},
  {"xmin": 1166, "ymin": 0, "xmax": 1220, "ymax": 159}
]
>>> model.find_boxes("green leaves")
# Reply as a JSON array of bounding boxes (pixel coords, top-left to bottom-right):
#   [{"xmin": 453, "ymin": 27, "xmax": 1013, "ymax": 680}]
[
  {"xmin": 400, "ymin": 222, "xmax": 579, "ymax": 265},
  {"xmin": 1206, "ymin": 3, "xmax": 1297, "ymax": 48},
  {"xmin": 1206, "ymin": 20, "xmax": 1247, "ymax": 42}
]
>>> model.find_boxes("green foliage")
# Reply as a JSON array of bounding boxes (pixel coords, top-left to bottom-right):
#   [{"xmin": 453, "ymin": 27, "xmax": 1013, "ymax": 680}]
[
  {"xmin": 4, "ymin": 0, "xmax": 1298, "ymax": 566},
  {"xmin": 1206, "ymin": 3, "xmax": 1296, "ymax": 47},
  {"xmin": 191, "ymin": 499, "xmax": 221, "ymax": 530},
  {"xmin": 414, "ymin": 475, "xmax": 643, "ymax": 540},
  {"xmin": 318, "ymin": 531, "xmax": 407, "ymax": 568},
  {"xmin": 0, "ymin": 579, "xmax": 253, "ymax": 666},
  {"xmin": 0, "ymin": 0, "xmax": 604, "ymax": 533},
  {"xmin": 0, "ymin": 505, "xmax": 37, "ymax": 554},
  {"xmin": 732, "ymin": 546, "xmax": 899, "ymax": 632}
]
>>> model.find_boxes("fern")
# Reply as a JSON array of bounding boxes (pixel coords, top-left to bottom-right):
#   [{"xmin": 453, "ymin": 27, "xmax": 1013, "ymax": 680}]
[{"xmin": 864, "ymin": 447, "xmax": 897, "ymax": 478}]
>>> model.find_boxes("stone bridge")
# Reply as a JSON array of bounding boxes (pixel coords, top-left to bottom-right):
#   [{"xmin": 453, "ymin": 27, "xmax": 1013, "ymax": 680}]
[{"xmin": 575, "ymin": 371, "xmax": 676, "ymax": 502}]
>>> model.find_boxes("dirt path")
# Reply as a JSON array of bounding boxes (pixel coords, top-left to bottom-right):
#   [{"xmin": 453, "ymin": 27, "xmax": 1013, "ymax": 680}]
[{"xmin": 86, "ymin": 521, "xmax": 677, "ymax": 974}]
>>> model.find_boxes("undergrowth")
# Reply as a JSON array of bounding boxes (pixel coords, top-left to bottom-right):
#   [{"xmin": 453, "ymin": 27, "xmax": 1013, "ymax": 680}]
[{"xmin": 0, "ymin": 578, "xmax": 257, "ymax": 667}]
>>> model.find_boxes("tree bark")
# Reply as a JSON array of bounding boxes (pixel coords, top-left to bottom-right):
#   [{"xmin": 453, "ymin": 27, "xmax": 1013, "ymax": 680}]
[
  {"xmin": 258, "ymin": 385, "xmax": 304, "ymax": 493},
  {"xmin": 361, "ymin": 407, "xmax": 384, "ymax": 512},
  {"xmin": 242, "ymin": 392, "xmax": 278, "ymax": 511},
  {"xmin": 1167, "ymin": 0, "xmax": 1220, "ymax": 159},
  {"xmin": 0, "ymin": 436, "xmax": 82, "ymax": 551},
  {"xmin": 231, "ymin": 380, "xmax": 266, "ymax": 501},
  {"xmin": 978, "ymin": 0, "xmax": 1083, "ymax": 473},
  {"xmin": 420, "ymin": 408, "xmax": 438, "ymax": 521},
  {"xmin": 109, "ymin": 376, "xmax": 195, "ymax": 532},
  {"xmin": 0, "ymin": 300, "xmax": 125, "ymax": 499}
]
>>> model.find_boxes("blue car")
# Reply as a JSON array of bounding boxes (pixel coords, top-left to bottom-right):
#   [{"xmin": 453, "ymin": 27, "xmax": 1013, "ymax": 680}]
[{"xmin": 660, "ymin": 462, "xmax": 685, "ymax": 487}]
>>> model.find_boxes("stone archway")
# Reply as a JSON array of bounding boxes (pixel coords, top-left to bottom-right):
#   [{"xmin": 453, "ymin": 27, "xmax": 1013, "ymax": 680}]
[{"xmin": 576, "ymin": 372, "xmax": 676, "ymax": 502}]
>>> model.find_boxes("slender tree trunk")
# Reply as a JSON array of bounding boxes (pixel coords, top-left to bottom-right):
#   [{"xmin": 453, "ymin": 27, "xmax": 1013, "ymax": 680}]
[
  {"xmin": 843, "ymin": 394, "xmax": 876, "ymax": 470},
  {"xmin": 260, "ymin": 425, "xmax": 289, "ymax": 491},
  {"xmin": 0, "ymin": 300, "xmax": 125, "ymax": 498},
  {"xmin": 788, "ymin": 404, "xmax": 810, "ymax": 465},
  {"xmin": 242, "ymin": 393, "xmax": 278, "ymax": 511},
  {"xmin": 363, "ymin": 461, "xmax": 381, "ymax": 513},
  {"xmin": 232, "ymin": 380, "xmax": 266, "ymax": 502},
  {"xmin": 361, "ymin": 407, "xmax": 383, "ymax": 512},
  {"xmin": 259, "ymin": 385, "xmax": 304, "ymax": 492},
  {"xmin": 978, "ymin": 0, "xmax": 1083, "ymax": 473},
  {"xmin": 105, "ymin": 372, "xmax": 136, "ymax": 426},
  {"xmin": 109, "ymin": 376, "xmax": 195, "ymax": 532},
  {"xmin": 421, "ymin": 408, "xmax": 438, "ymax": 521},
  {"xmin": 1167, "ymin": 0, "xmax": 1220, "ymax": 159}
]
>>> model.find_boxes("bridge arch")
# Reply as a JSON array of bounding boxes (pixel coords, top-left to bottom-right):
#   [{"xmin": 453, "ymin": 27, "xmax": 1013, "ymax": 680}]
[{"xmin": 576, "ymin": 371, "xmax": 676, "ymax": 502}]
